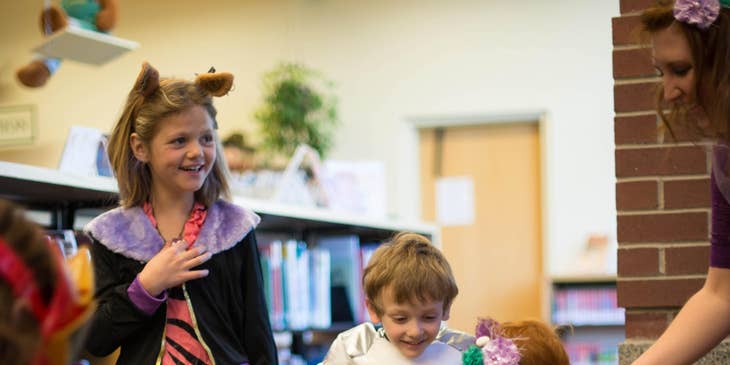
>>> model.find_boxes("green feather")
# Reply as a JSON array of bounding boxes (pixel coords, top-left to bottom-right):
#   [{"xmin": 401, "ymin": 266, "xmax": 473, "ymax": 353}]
[{"xmin": 462, "ymin": 345, "xmax": 484, "ymax": 365}]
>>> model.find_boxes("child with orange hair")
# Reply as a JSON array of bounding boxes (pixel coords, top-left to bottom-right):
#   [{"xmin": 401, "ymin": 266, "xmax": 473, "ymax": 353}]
[{"xmin": 462, "ymin": 317, "xmax": 570, "ymax": 365}]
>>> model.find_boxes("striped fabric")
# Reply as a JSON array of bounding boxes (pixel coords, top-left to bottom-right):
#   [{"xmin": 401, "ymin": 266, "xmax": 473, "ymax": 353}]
[
  {"xmin": 161, "ymin": 286, "xmax": 211, "ymax": 364},
  {"xmin": 143, "ymin": 202, "xmax": 211, "ymax": 365}
]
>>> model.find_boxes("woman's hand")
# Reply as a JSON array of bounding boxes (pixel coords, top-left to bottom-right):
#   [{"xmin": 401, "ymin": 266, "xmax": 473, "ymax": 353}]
[{"xmin": 137, "ymin": 240, "xmax": 211, "ymax": 297}]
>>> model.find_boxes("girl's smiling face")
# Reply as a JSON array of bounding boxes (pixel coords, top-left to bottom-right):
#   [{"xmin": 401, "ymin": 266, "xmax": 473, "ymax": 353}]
[{"xmin": 131, "ymin": 105, "xmax": 216, "ymax": 200}]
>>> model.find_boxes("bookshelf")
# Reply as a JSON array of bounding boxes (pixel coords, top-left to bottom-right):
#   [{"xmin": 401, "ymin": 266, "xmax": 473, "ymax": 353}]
[
  {"xmin": 0, "ymin": 161, "xmax": 437, "ymax": 238},
  {"xmin": 0, "ymin": 160, "xmax": 439, "ymax": 364},
  {"xmin": 549, "ymin": 274, "xmax": 623, "ymax": 365}
]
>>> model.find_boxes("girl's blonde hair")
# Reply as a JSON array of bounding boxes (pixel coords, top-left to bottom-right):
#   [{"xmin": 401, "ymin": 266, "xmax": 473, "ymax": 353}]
[{"xmin": 107, "ymin": 63, "xmax": 234, "ymax": 208}]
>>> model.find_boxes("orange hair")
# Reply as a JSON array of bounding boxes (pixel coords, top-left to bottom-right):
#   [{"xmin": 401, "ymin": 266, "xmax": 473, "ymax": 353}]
[{"xmin": 501, "ymin": 319, "xmax": 570, "ymax": 365}]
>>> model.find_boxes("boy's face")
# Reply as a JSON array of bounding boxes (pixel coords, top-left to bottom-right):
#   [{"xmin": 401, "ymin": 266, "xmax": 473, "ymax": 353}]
[{"xmin": 366, "ymin": 286, "xmax": 450, "ymax": 359}]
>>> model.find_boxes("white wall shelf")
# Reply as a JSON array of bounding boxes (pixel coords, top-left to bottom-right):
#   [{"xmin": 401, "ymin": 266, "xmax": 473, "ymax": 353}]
[{"xmin": 0, "ymin": 160, "xmax": 438, "ymax": 241}]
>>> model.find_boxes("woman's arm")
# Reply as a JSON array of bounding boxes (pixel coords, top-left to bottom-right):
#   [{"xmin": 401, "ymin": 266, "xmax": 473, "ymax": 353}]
[{"xmin": 632, "ymin": 267, "xmax": 730, "ymax": 365}]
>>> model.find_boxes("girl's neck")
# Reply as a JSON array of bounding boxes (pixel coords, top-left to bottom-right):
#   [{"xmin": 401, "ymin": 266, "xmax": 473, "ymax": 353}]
[
  {"xmin": 149, "ymin": 189, "xmax": 195, "ymax": 242},
  {"xmin": 149, "ymin": 183, "xmax": 195, "ymax": 214},
  {"xmin": 150, "ymin": 195, "xmax": 194, "ymax": 216}
]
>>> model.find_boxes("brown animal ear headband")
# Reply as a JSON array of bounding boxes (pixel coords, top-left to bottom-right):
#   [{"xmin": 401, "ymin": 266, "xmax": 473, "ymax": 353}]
[
  {"xmin": 196, "ymin": 66, "xmax": 234, "ymax": 97},
  {"xmin": 134, "ymin": 62, "xmax": 234, "ymax": 98},
  {"xmin": 135, "ymin": 62, "xmax": 159, "ymax": 97}
]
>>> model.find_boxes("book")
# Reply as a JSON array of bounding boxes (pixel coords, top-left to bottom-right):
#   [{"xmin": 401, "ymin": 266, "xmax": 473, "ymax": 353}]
[
  {"xmin": 282, "ymin": 240, "xmax": 310, "ymax": 330},
  {"xmin": 315, "ymin": 235, "xmax": 364, "ymax": 323},
  {"xmin": 58, "ymin": 125, "xmax": 112, "ymax": 177},
  {"xmin": 309, "ymin": 248, "xmax": 331, "ymax": 329}
]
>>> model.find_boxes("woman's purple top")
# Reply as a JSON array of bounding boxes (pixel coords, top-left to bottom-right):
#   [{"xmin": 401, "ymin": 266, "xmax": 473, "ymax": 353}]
[{"xmin": 711, "ymin": 171, "xmax": 730, "ymax": 267}]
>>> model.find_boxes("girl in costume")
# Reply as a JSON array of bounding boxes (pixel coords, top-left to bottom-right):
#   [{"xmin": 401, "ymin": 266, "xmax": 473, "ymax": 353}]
[
  {"xmin": 633, "ymin": 0, "xmax": 730, "ymax": 363},
  {"xmin": 83, "ymin": 62, "xmax": 277, "ymax": 364},
  {"xmin": 0, "ymin": 198, "xmax": 95, "ymax": 365}
]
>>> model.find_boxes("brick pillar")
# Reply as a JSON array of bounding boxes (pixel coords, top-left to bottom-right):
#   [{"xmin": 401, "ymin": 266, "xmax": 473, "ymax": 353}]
[{"xmin": 613, "ymin": 0, "xmax": 719, "ymax": 363}]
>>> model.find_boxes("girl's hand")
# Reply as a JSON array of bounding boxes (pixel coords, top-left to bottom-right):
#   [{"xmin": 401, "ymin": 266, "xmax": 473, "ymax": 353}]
[{"xmin": 137, "ymin": 240, "xmax": 212, "ymax": 297}]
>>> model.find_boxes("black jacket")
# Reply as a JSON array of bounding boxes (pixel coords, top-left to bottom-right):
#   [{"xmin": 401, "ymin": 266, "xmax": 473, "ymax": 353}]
[{"xmin": 84, "ymin": 201, "xmax": 278, "ymax": 365}]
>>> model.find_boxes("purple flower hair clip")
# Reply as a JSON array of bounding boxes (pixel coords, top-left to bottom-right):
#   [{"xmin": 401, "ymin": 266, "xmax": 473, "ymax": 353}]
[
  {"xmin": 674, "ymin": 0, "xmax": 721, "ymax": 30},
  {"xmin": 462, "ymin": 318, "xmax": 521, "ymax": 365}
]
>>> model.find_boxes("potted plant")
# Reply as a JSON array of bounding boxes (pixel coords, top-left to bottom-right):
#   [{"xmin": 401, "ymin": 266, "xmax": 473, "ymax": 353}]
[{"xmin": 254, "ymin": 62, "xmax": 338, "ymax": 163}]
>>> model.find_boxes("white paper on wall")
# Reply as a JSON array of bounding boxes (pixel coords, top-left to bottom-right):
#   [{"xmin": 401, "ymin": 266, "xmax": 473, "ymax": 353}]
[{"xmin": 435, "ymin": 176, "xmax": 475, "ymax": 226}]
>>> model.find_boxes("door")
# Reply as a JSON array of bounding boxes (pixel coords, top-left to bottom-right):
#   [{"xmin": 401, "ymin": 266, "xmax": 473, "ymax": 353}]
[{"xmin": 419, "ymin": 122, "xmax": 542, "ymax": 332}]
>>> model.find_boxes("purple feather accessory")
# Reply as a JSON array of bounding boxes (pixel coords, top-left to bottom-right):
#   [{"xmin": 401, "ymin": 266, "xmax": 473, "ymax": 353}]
[
  {"xmin": 466, "ymin": 318, "xmax": 521, "ymax": 365},
  {"xmin": 674, "ymin": 0, "xmax": 721, "ymax": 30}
]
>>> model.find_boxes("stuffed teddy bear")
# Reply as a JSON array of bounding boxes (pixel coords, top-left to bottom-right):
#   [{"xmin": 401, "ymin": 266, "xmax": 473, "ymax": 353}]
[{"xmin": 16, "ymin": 0, "xmax": 118, "ymax": 88}]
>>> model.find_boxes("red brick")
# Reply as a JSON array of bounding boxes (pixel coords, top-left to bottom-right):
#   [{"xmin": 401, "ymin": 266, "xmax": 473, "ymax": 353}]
[
  {"xmin": 661, "ymin": 120, "xmax": 701, "ymax": 143},
  {"xmin": 664, "ymin": 178, "xmax": 711, "ymax": 209},
  {"xmin": 620, "ymin": 0, "xmax": 658, "ymax": 14},
  {"xmin": 665, "ymin": 245, "xmax": 710, "ymax": 275},
  {"xmin": 617, "ymin": 212, "xmax": 708, "ymax": 243},
  {"xmin": 613, "ymin": 15, "xmax": 642, "ymax": 46},
  {"xmin": 618, "ymin": 247, "xmax": 660, "ymax": 276},
  {"xmin": 625, "ymin": 311, "xmax": 672, "ymax": 339},
  {"xmin": 615, "ymin": 82, "xmax": 659, "ymax": 113},
  {"xmin": 615, "ymin": 114, "xmax": 659, "ymax": 145},
  {"xmin": 614, "ymin": 48, "xmax": 656, "ymax": 79},
  {"xmin": 616, "ymin": 180, "xmax": 658, "ymax": 210},
  {"xmin": 618, "ymin": 278, "xmax": 704, "ymax": 307},
  {"xmin": 615, "ymin": 146, "xmax": 708, "ymax": 178}
]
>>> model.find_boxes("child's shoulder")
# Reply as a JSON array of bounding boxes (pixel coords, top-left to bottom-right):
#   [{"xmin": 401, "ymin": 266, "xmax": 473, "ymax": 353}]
[
  {"xmin": 196, "ymin": 200, "xmax": 260, "ymax": 253},
  {"xmin": 338, "ymin": 322, "xmax": 378, "ymax": 339},
  {"xmin": 207, "ymin": 200, "xmax": 260, "ymax": 226},
  {"xmin": 436, "ymin": 325, "xmax": 475, "ymax": 352},
  {"xmin": 84, "ymin": 205, "xmax": 163, "ymax": 261}
]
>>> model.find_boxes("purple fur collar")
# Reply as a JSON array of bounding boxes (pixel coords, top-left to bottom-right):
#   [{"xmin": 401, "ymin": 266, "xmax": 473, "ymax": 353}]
[{"xmin": 84, "ymin": 200, "xmax": 260, "ymax": 262}]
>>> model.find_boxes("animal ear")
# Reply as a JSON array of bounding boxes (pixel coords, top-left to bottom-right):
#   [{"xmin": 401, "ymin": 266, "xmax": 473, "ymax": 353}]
[
  {"xmin": 134, "ymin": 62, "xmax": 159, "ymax": 97},
  {"xmin": 195, "ymin": 67, "xmax": 234, "ymax": 97}
]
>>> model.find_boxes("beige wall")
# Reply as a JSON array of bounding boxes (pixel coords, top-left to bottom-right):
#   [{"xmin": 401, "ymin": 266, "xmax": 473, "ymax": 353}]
[
  {"xmin": 0, "ymin": 0, "xmax": 619, "ymax": 275},
  {"xmin": 0, "ymin": 0, "xmax": 289, "ymax": 167}
]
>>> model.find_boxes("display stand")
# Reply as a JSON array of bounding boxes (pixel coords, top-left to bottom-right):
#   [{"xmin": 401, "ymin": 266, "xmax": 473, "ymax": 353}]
[{"xmin": 32, "ymin": 24, "xmax": 138, "ymax": 65}]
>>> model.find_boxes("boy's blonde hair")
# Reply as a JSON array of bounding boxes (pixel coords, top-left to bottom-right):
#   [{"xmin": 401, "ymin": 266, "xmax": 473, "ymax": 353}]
[{"xmin": 363, "ymin": 232, "xmax": 457, "ymax": 315}]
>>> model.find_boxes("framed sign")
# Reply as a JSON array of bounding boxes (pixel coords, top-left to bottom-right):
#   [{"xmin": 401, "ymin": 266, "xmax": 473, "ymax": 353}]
[{"xmin": 0, "ymin": 105, "xmax": 36, "ymax": 147}]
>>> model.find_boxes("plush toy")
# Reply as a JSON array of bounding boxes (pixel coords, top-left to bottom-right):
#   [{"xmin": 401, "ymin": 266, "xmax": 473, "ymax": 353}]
[{"xmin": 16, "ymin": 0, "xmax": 119, "ymax": 88}]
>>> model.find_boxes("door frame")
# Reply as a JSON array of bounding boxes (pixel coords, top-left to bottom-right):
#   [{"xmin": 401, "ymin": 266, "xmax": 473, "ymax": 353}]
[{"xmin": 405, "ymin": 109, "xmax": 551, "ymax": 320}]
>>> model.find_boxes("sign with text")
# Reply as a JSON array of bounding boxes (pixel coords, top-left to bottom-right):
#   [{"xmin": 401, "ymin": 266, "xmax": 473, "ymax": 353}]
[{"xmin": 0, "ymin": 105, "xmax": 36, "ymax": 146}]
